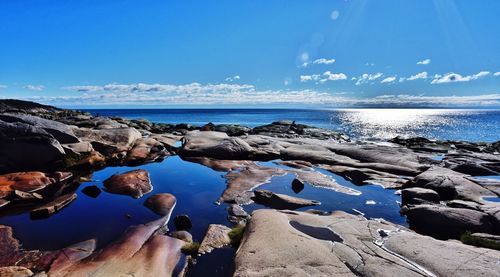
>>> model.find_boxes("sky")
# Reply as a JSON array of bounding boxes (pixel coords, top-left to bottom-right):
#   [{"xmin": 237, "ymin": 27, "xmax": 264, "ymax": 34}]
[{"xmin": 0, "ymin": 0, "xmax": 500, "ymax": 108}]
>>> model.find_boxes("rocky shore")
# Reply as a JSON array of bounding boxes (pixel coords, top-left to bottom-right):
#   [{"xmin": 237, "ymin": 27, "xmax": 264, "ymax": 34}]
[{"xmin": 0, "ymin": 99, "xmax": 499, "ymax": 276}]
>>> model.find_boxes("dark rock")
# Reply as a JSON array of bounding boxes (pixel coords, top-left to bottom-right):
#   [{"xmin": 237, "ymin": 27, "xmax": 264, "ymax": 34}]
[
  {"xmin": 0, "ymin": 121, "xmax": 66, "ymax": 173},
  {"xmin": 200, "ymin": 122, "xmax": 215, "ymax": 131},
  {"xmin": 144, "ymin": 193, "xmax": 177, "ymax": 217},
  {"xmin": 103, "ymin": 169, "xmax": 152, "ymax": 199},
  {"xmin": 291, "ymin": 178, "xmax": 304, "ymax": 193},
  {"xmin": 81, "ymin": 186, "xmax": 101, "ymax": 198},
  {"xmin": 174, "ymin": 214, "xmax": 192, "ymax": 231}
]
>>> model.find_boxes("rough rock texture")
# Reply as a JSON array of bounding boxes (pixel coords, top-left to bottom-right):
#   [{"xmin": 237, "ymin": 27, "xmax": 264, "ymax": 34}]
[
  {"xmin": 0, "ymin": 266, "xmax": 33, "ymax": 277},
  {"xmin": 0, "ymin": 172, "xmax": 72, "ymax": 200},
  {"xmin": 234, "ymin": 209, "xmax": 500, "ymax": 277},
  {"xmin": 126, "ymin": 137, "xmax": 167, "ymax": 165},
  {"xmin": 0, "ymin": 121, "xmax": 66, "ymax": 173},
  {"xmin": 73, "ymin": 127, "xmax": 141, "ymax": 160},
  {"xmin": 252, "ymin": 189, "xmax": 321, "ymax": 210},
  {"xmin": 293, "ymin": 169, "xmax": 361, "ymax": 195},
  {"xmin": 179, "ymin": 131, "xmax": 254, "ymax": 159},
  {"xmin": 228, "ymin": 204, "xmax": 249, "ymax": 224},
  {"xmin": 103, "ymin": 169, "xmax": 152, "ymax": 198},
  {"xmin": 0, "ymin": 113, "xmax": 80, "ymax": 143},
  {"xmin": 198, "ymin": 224, "xmax": 231, "ymax": 254},
  {"xmin": 144, "ymin": 193, "xmax": 177, "ymax": 217},
  {"xmin": 0, "ymin": 225, "xmax": 58, "ymax": 273},
  {"xmin": 403, "ymin": 204, "xmax": 497, "ymax": 238}
]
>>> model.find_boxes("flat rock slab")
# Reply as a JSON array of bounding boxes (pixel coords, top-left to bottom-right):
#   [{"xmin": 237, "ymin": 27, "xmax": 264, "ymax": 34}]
[
  {"xmin": 198, "ymin": 224, "xmax": 231, "ymax": 254},
  {"xmin": 183, "ymin": 157, "xmax": 253, "ymax": 172},
  {"xmin": 31, "ymin": 193, "xmax": 77, "ymax": 219},
  {"xmin": 103, "ymin": 169, "xmax": 152, "ymax": 198},
  {"xmin": 234, "ymin": 209, "xmax": 500, "ymax": 277},
  {"xmin": 222, "ymin": 165, "xmax": 287, "ymax": 204},
  {"xmin": 180, "ymin": 131, "xmax": 254, "ymax": 159},
  {"xmin": 144, "ymin": 193, "xmax": 177, "ymax": 217},
  {"xmin": 293, "ymin": 169, "xmax": 361, "ymax": 195},
  {"xmin": 253, "ymin": 189, "xmax": 320, "ymax": 210}
]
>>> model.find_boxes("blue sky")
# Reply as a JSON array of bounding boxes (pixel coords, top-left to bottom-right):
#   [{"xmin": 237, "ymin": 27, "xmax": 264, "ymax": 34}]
[{"xmin": 1, "ymin": 0, "xmax": 499, "ymax": 107}]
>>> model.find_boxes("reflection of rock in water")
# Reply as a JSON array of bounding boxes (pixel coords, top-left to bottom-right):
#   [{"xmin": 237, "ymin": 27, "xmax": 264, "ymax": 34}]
[{"xmin": 289, "ymin": 221, "xmax": 343, "ymax": 243}]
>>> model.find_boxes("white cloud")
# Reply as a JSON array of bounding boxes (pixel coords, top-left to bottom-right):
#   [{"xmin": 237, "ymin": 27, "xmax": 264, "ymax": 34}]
[
  {"xmin": 225, "ymin": 75, "xmax": 241, "ymax": 82},
  {"xmin": 417, "ymin": 59, "xmax": 431, "ymax": 65},
  {"xmin": 494, "ymin": 72, "xmax": 500, "ymax": 76},
  {"xmin": 406, "ymin": 71, "xmax": 428, "ymax": 81},
  {"xmin": 381, "ymin": 76, "xmax": 396, "ymax": 84},
  {"xmin": 431, "ymin": 71, "xmax": 490, "ymax": 84},
  {"xmin": 27, "ymin": 83, "xmax": 500, "ymax": 107},
  {"xmin": 330, "ymin": 10, "xmax": 340, "ymax": 20},
  {"xmin": 0, "ymin": 85, "xmax": 7, "ymax": 89},
  {"xmin": 301, "ymin": 71, "xmax": 346, "ymax": 83},
  {"xmin": 365, "ymin": 62, "xmax": 375, "ymax": 66},
  {"xmin": 23, "ymin": 85, "xmax": 44, "ymax": 91},
  {"xmin": 301, "ymin": 58, "xmax": 336, "ymax": 67},
  {"xmin": 355, "ymin": 73, "xmax": 383, "ymax": 85},
  {"xmin": 300, "ymin": 74, "xmax": 321, "ymax": 82}
]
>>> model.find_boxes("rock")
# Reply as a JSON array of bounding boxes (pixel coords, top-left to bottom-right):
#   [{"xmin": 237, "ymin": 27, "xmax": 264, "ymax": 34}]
[
  {"xmin": 170, "ymin": 231, "xmax": 193, "ymax": 243},
  {"xmin": 0, "ymin": 113, "xmax": 80, "ymax": 143},
  {"xmin": 0, "ymin": 171, "xmax": 72, "ymax": 200},
  {"xmin": 253, "ymin": 189, "xmax": 321, "ymax": 210},
  {"xmin": 0, "ymin": 266, "xmax": 33, "ymax": 277},
  {"xmin": 198, "ymin": 224, "xmax": 231, "ymax": 254},
  {"xmin": 234, "ymin": 209, "xmax": 500, "ymax": 277},
  {"xmin": 103, "ymin": 169, "xmax": 152, "ymax": 199},
  {"xmin": 183, "ymin": 157, "xmax": 252, "ymax": 172},
  {"xmin": 144, "ymin": 193, "xmax": 177, "ymax": 217},
  {"xmin": 404, "ymin": 204, "xmax": 497, "ymax": 239},
  {"xmin": 61, "ymin": 141, "xmax": 93, "ymax": 155},
  {"xmin": 179, "ymin": 131, "xmax": 254, "ymax": 159},
  {"xmin": 0, "ymin": 225, "xmax": 58, "ymax": 273},
  {"xmin": 405, "ymin": 167, "xmax": 493, "ymax": 203},
  {"xmin": 126, "ymin": 137, "xmax": 167, "ymax": 165},
  {"xmin": 31, "ymin": 193, "xmax": 77, "ymax": 219},
  {"xmin": 470, "ymin": 232, "xmax": 500, "ymax": 243},
  {"xmin": 200, "ymin": 122, "xmax": 215, "ymax": 131},
  {"xmin": 293, "ymin": 170, "xmax": 361, "ymax": 195},
  {"xmin": 81, "ymin": 185, "xmax": 101, "ymax": 198},
  {"xmin": 446, "ymin": 199, "xmax": 481, "ymax": 210},
  {"xmin": 0, "ymin": 121, "xmax": 66, "ymax": 173},
  {"xmin": 174, "ymin": 215, "xmax": 192, "ymax": 231},
  {"xmin": 47, "ymin": 217, "xmax": 184, "ymax": 276},
  {"xmin": 48, "ymin": 240, "xmax": 96, "ymax": 275},
  {"xmin": 228, "ymin": 204, "xmax": 249, "ymax": 224},
  {"xmin": 321, "ymin": 164, "xmax": 407, "ymax": 189},
  {"xmin": 291, "ymin": 178, "xmax": 304, "ymax": 193},
  {"xmin": 213, "ymin": 124, "xmax": 251, "ymax": 136},
  {"xmin": 73, "ymin": 127, "xmax": 141, "ymax": 160},
  {"xmin": 221, "ymin": 165, "xmax": 287, "ymax": 203},
  {"xmin": 401, "ymin": 187, "xmax": 440, "ymax": 205},
  {"xmin": 279, "ymin": 160, "xmax": 313, "ymax": 170}
]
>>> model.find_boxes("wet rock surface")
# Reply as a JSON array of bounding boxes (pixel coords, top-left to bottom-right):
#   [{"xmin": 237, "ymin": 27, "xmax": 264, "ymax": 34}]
[
  {"xmin": 252, "ymin": 189, "xmax": 321, "ymax": 210},
  {"xmin": 198, "ymin": 224, "xmax": 231, "ymax": 254},
  {"xmin": 103, "ymin": 169, "xmax": 152, "ymax": 198}
]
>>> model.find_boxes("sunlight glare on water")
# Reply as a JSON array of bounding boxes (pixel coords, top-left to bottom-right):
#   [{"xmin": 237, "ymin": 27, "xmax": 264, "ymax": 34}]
[{"xmin": 336, "ymin": 109, "xmax": 472, "ymax": 140}]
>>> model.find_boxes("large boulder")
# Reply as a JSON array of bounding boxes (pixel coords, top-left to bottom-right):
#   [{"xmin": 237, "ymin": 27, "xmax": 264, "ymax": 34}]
[
  {"xmin": 0, "ymin": 171, "xmax": 72, "ymax": 200},
  {"xmin": 234, "ymin": 209, "xmax": 500, "ymax": 277},
  {"xmin": 0, "ymin": 113, "xmax": 79, "ymax": 143},
  {"xmin": 179, "ymin": 131, "xmax": 254, "ymax": 159},
  {"xmin": 73, "ymin": 127, "xmax": 141, "ymax": 160},
  {"xmin": 405, "ymin": 167, "xmax": 494, "ymax": 203},
  {"xmin": 126, "ymin": 137, "xmax": 167, "ymax": 165},
  {"xmin": 404, "ymin": 204, "xmax": 497, "ymax": 239},
  {"xmin": 103, "ymin": 169, "xmax": 152, "ymax": 199},
  {"xmin": 0, "ymin": 120, "xmax": 66, "ymax": 173},
  {"xmin": 401, "ymin": 187, "xmax": 440, "ymax": 205}
]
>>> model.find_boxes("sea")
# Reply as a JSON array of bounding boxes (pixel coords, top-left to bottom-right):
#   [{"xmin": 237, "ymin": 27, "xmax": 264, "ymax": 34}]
[{"xmin": 84, "ymin": 108, "xmax": 500, "ymax": 142}]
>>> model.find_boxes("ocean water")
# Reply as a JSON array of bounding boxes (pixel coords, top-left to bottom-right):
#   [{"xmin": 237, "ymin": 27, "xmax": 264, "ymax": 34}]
[{"xmin": 86, "ymin": 108, "xmax": 500, "ymax": 142}]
